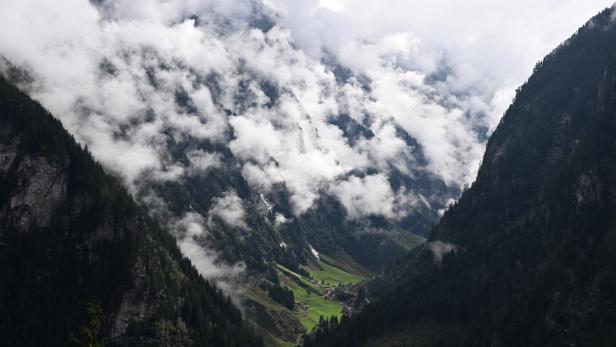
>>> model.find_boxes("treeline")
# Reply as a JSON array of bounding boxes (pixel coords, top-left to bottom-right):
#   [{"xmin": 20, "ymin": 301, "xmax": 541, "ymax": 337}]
[{"xmin": 265, "ymin": 283, "xmax": 295, "ymax": 310}]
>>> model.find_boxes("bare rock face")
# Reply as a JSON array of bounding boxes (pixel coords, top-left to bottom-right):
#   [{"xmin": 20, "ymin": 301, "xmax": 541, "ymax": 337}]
[
  {"xmin": 0, "ymin": 137, "xmax": 18, "ymax": 172},
  {"xmin": 0, "ymin": 136, "xmax": 66, "ymax": 231},
  {"xmin": 111, "ymin": 282, "xmax": 152, "ymax": 338},
  {"xmin": 9, "ymin": 156, "xmax": 66, "ymax": 229}
]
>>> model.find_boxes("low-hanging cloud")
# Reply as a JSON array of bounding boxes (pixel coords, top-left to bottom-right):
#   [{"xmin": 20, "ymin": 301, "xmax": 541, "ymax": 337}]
[
  {"xmin": 173, "ymin": 212, "xmax": 246, "ymax": 295},
  {"xmin": 1, "ymin": 0, "xmax": 610, "ymax": 208},
  {"xmin": 427, "ymin": 240, "xmax": 458, "ymax": 263},
  {"xmin": 0, "ymin": 0, "xmax": 612, "ymax": 281},
  {"xmin": 333, "ymin": 173, "xmax": 431, "ymax": 219},
  {"xmin": 208, "ymin": 190, "xmax": 249, "ymax": 229}
]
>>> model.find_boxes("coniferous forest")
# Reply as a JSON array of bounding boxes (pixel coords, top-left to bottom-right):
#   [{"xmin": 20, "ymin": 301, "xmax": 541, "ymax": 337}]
[{"xmin": 0, "ymin": 75, "xmax": 262, "ymax": 346}]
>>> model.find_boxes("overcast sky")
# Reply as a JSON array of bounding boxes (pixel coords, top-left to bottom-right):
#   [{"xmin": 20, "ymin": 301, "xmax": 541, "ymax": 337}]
[{"xmin": 0, "ymin": 0, "xmax": 613, "ymax": 279}]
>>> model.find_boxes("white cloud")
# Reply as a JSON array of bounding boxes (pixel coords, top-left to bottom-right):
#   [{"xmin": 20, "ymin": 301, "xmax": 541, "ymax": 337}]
[
  {"xmin": 275, "ymin": 213, "xmax": 290, "ymax": 225},
  {"xmin": 266, "ymin": 0, "xmax": 614, "ymax": 184},
  {"xmin": 332, "ymin": 173, "xmax": 429, "ymax": 219},
  {"xmin": 187, "ymin": 150, "xmax": 223, "ymax": 173},
  {"xmin": 0, "ymin": 0, "xmax": 612, "ymax": 220},
  {"xmin": 427, "ymin": 241, "xmax": 457, "ymax": 263},
  {"xmin": 333, "ymin": 174, "xmax": 397, "ymax": 219},
  {"xmin": 208, "ymin": 191, "xmax": 248, "ymax": 229},
  {"xmin": 173, "ymin": 212, "xmax": 246, "ymax": 280}
]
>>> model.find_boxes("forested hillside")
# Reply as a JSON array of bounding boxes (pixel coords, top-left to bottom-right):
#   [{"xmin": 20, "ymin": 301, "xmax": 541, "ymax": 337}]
[{"xmin": 0, "ymin": 75, "xmax": 261, "ymax": 347}]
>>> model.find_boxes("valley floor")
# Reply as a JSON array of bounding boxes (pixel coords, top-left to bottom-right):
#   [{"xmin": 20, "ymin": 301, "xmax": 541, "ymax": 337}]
[{"xmin": 244, "ymin": 253, "xmax": 368, "ymax": 346}]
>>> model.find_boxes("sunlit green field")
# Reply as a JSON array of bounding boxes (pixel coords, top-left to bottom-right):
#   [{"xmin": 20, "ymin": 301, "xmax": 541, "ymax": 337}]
[
  {"xmin": 306, "ymin": 254, "xmax": 365, "ymax": 286},
  {"xmin": 275, "ymin": 256, "xmax": 365, "ymax": 331},
  {"xmin": 246, "ymin": 256, "xmax": 368, "ymax": 344}
]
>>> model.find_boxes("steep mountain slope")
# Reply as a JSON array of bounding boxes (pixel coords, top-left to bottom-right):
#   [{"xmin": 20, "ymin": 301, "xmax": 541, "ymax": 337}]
[
  {"xmin": 304, "ymin": 7, "xmax": 616, "ymax": 347},
  {"xmin": 0, "ymin": 75, "xmax": 261, "ymax": 347}
]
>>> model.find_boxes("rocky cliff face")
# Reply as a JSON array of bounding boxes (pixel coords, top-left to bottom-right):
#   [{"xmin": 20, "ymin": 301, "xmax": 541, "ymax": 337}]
[
  {"xmin": 1, "ymin": 143, "xmax": 66, "ymax": 230},
  {"xmin": 0, "ymin": 75, "xmax": 261, "ymax": 347}
]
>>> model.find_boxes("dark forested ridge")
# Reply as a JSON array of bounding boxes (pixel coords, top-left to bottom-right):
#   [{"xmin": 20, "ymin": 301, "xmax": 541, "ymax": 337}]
[
  {"xmin": 0, "ymin": 75, "xmax": 262, "ymax": 346},
  {"xmin": 305, "ymin": 7, "xmax": 616, "ymax": 347}
]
